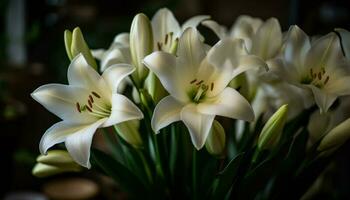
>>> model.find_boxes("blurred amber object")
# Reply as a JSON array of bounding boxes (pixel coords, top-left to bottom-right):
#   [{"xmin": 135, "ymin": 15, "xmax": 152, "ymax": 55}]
[{"xmin": 42, "ymin": 178, "xmax": 98, "ymax": 200}]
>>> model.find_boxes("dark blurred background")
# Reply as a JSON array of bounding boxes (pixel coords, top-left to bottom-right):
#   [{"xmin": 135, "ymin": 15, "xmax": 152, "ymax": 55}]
[{"xmin": 0, "ymin": 0, "xmax": 350, "ymax": 199}]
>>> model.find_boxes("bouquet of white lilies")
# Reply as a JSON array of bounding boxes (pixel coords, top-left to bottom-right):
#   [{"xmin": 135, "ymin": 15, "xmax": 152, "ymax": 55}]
[{"xmin": 31, "ymin": 8, "xmax": 350, "ymax": 199}]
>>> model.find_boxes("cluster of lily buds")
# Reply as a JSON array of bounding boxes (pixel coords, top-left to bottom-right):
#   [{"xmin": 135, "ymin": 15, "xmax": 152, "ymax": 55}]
[{"xmin": 32, "ymin": 7, "xmax": 350, "ymax": 172}]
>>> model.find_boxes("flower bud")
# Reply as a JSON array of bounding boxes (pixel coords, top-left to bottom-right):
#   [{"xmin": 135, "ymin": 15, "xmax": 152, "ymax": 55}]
[
  {"xmin": 32, "ymin": 163, "xmax": 81, "ymax": 178},
  {"xmin": 33, "ymin": 150, "xmax": 81, "ymax": 178},
  {"xmin": 144, "ymin": 72, "xmax": 167, "ymax": 103},
  {"xmin": 130, "ymin": 13, "xmax": 153, "ymax": 85},
  {"xmin": 318, "ymin": 118, "xmax": 350, "ymax": 154},
  {"xmin": 114, "ymin": 120, "xmax": 143, "ymax": 148},
  {"xmin": 64, "ymin": 27, "xmax": 97, "ymax": 69},
  {"xmin": 258, "ymin": 104, "xmax": 288, "ymax": 149},
  {"xmin": 205, "ymin": 120, "xmax": 226, "ymax": 158},
  {"xmin": 37, "ymin": 150, "xmax": 76, "ymax": 167}
]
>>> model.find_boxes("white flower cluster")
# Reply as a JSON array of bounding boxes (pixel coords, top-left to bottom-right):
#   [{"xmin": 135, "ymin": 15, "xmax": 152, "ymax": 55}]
[{"xmin": 32, "ymin": 8, "xmax": 350, "ymax": 169}]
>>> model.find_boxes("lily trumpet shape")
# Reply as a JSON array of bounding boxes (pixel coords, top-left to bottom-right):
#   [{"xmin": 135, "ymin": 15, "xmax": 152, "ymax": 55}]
[
  {"xmin": 143, "ymin": 28, "xmax": 266, "ymax": 149},
  {"xmin": 275, "ymin": 25, "xmax": 350, "ymax": 113},
  {"xmin": 31, "ymin": 54, "xmax": 143, "ymax": 168}
]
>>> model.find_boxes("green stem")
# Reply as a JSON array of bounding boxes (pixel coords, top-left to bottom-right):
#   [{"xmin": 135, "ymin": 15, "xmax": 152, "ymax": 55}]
[
  {"xmin": 192, "ymin": 148, "xmax": 197, "ymax": 200},
  {"xmin": 137, "ymin": 150, "xmax": 153, "ymax": 184}
]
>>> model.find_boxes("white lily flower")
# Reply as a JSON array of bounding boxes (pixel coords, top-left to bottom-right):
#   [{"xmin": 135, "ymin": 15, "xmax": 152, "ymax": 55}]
[
  {"xmin": 151, "ymin": 7, "xmax": 210, "ymax": 53},
  {"xmin": 274, "ymin": 25, "xmax": 350, "ymax": 113},
  {"xmin": 143, "ymin": 28, "xmax": 266, "ymax": 149},
  {"xmin": 31, "ymin": 54, "xmax": 143, "ymax": 168},
  {"xmin": 202, "ymin": 16, "xmax": 281, "ymax": 60},
  {"xmin": 335, "ymin": 28, "xmax": 350, "ymax": 59}
]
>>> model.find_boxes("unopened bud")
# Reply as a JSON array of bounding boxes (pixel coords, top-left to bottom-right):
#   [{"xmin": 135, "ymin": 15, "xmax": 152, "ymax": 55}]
[
  {"xmin": 130, "ymin": 13, "xmax": 153, "ymax": 85},
  {"xmin": 144, "ymin": 72, "xmax": 167, "ymax": 103},
  {"xmin": 318, "ymin": 118, "xmax": 350, "ymax": 154},
  {"xmin": 205, "ymin": 120, "xmax": 226, "ymax": 158},
  {"xmin": 37, "ymin": 150, "xmax": 75, "ymax": 167},
  {"xmin": 64, "ymin": 27, "xmax": 97, "ymax": 69},
  {"xmin": 32, "ymin": 163, "xmax": 81, "ymax": 178},
  {"xmin": 258, "ymin": 104, "xmax": 288, "ymax": 149}
]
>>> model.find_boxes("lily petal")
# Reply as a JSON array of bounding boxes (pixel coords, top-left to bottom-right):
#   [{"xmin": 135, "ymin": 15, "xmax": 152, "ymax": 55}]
[
  {"xmin": 177, "ymin": 28, "xmax": 207, "ymax": 74},
  {"xmin": 283, "ymin": 25, "xmax": 310, "ymax": 72},
  {"xmin": 305, "ymin": 33, "xmax": 344, "ymax": 71},
  {"xmin": 198, "ymin": 87, "xmax": 254, "ymax": 122},
  {"xmin": 181, "ymin": 104, "xmax": 215, "ymax": 149},
  {"xmin": 67, "ymin": 54, "xmax": 110, "ymax": 98},
  {"xmin": 113, "ymin": 33, "xmax": 130, "ymax": 46},
  {"xmin": 102, "ymin": 94, "xmax": 143, "ymax": 127},
  {"xmin": 335, "ymin": 28, "xmax": 350, "ymax": 58},
  {"xmin": 102, "ymin": 64, "xmax": 135, "ymax": 93},
  {"xmin": 151, "ymin": 8, "xmax": 181, "ymax": 46},
  {"xmin": 308, "ymin": 85, "xmax": 337, "ymax": 113},
  {"xmin": 251, "ymin": 18, "xmax": 282, "ymax": 60},
  {"xmin": 143, "ymin": 51, "xmax": 189, "ymax": 102},
  {"xmin": 201, "ymin": 20, "xmax": 227, "ymax": 39},
  {"xmin": 39, "ymin": 121, "xmax": 87, "ymax": 155},
  {"xmin": 151, "ymin": 95, "xmax": 183, "ymax": 133},
  {"xmin": 181, "ymin": 15, "xmax": 211, "ymax": 33},
  {"xmin": 31, "ymin": 84, "xmax": 97, "ymax": 123},
  {"xmin": 326, "ymin": 75, "xmax": 350, "ymax": 96},
  {"xmin": 100, "ymin": 47, "xmax": 131, "ymax": 72},
  {"xmin": 65, "ymin": 118, "xmax": 106, "ymax": 168}
]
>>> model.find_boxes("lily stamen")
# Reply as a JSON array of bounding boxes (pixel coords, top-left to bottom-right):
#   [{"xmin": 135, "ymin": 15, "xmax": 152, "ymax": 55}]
[{"xmin": 92, "ymin": 91, "xmax": 101, "ymax": 98}]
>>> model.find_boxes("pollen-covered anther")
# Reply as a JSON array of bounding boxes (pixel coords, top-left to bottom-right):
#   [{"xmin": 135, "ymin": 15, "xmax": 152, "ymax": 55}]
[
  {"xmin": 76, "ymin": 102, "xmax": 81, "ymax": 113},
  {"xmin": 92, "ymin": 91, "xmax": 101, "ymax": 98},
  {"xmin": 210, "ymin": 82, "xmax": 214, "ymax": 91},
  {"xmin": 324, "ymin": 76, "xmax": 330, "ymax": 85},
  {"xmin": 190, "ymin": 79, "xmax": 197, "ymax": 84}
]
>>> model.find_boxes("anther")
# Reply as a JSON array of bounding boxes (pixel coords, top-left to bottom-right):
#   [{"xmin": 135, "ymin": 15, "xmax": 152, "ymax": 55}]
[
  {"xmin": 310, "ymin": 68, "xmax": 313, "ymax": 77},
  {"xmin": 196, "ymin": 80, "xmax": 204, "ymax": 85},
  {"xmin": 89, "ymin": 95, "xmax": 94, "ymax": 103},
  {"xmin": 322, "ymin": 68, "xmax": 326, "ymax": 74},
  {"xmin": 210, "ymin": 83, "xmax": 214, "ymax": 91},
  {"xmin": 157, "ymin": 42, "xmax": 162, "ymax": 50},
  {"xmin": 92, "ymin": 91, "xmax": 101, "ymax": 98},
  {"xmin": 318, "ymin": 72, "xmax": 322, "ymax": 80},
  {"xmin": 190, "ymin": 79, "xmax": 197, "ymax": 84},
  {"xmin": 324, "ymin": 76, "xmax": 330, "ymax": 84},
  {"xmin": 76, "ymin": 102, "xmax": 81, "ymax": 113},
  {"xmin": 165, "ymin": 34, "xmax": 168, "ymax": 44},
  {"xmin": 88, "ymin": 100, "xmax": 93, "ymax": 108},
  {"xmin": 85, "ymin": 105, "xmax": 93, "ymax": 112}
]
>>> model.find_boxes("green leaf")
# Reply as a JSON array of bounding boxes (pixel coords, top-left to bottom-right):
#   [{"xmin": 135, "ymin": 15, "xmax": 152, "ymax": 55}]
[
  {"xmin": 90, "ymin": 148, "xmax": 147, "ymax": 197},
  {"xmin": 210, "ymin": 153, "xmax": 245, "ymax": 199}
]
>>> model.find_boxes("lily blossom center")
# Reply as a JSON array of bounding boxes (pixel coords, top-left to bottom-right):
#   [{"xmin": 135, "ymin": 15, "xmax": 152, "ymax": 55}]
[
  {"xmin": 156, "ymin": 32, "xmax": 179, "ymax": 52},
  {"xmin": 75, "ymin": 91, "xmax": 112, "ymax": 118},
  {"xmin": 188, "ymin": 79, "xmax": 214, "ymax": 103},
  {"xmin": 301, "ymin": 67, "xmax": 330, "ymax": 89}
]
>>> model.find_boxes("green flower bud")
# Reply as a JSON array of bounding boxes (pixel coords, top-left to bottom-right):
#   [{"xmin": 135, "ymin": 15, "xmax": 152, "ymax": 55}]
[
  {"xmin": 229, "ymin": 73, "xmax": 250, "ymax": 100},
  {"xmin": 114, "ymin": 120, "xmax": 143, "ymax": 148},
  {"xmin": 144, "ymin": 72, "xmax": 167, "ymax": 103},
  {"xmin": 258, "ymin": 104, "xmax": 288, "ymax": 149},
  {"xmin": 130, "ymin": 13, "xmax": 153, "ymax": 85},
  {"xmin": 33, "ymin": 150, "xmax": 81, "ymax": 178},
  {"xmin": 64, "ymin": 27, "xmax": 97, "ymax": 69},
  {"xmin": 205, "ymin": 120, "xmax": 226, "ymax": 158},
  {"xmin": 32, "ymin": 163, "xmax": 81, "ymax": 178},
  {"xmin": 318, "ymin": 118, "xmax": 350, "ymax": 154},
  {"xmin": 37, "ymin": 150, "xmax": 75, "ymax": 167}
]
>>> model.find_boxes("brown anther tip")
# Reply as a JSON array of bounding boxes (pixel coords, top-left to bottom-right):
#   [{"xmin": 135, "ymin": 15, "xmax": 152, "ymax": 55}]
[
  {"xmin": 318, "ymin": 72, "xmax": 322, "ymax": 80},
  {"xmin": 157, "ymin": 42, "xmax": 162, "ymax": 50},
  {"xmin": 190, "ymin": 79, "xmax": 197, "ymax": 84},
  {"xmin": 196, "ymin": 80, "xmax": 204, "ymax": 85},
  {"xmin": 165, "ymin": 34, "xmax": 168, "ymax": 44},
  {"xmin": 89, "ymin": 95, "xmax": 94, "ymax": 103},
  {"xmin": 92, "ymin": 91, "xmax": 101, "ymax": 98},
  {"xmin": 210, "ymin": 83, "xmax": 214, "ymax": 91},
  {"xmin": 86, "ymin": 105, "xmax": 93, "ymax": 112},
  {"xmin": 88, "ymin": 100, "xmax": 93, "ymax": 108},
  {"xmin": 76, "ymin": 102, "xmax": 81, "ymax": 113},
  {"xmin": 324, "ymin": 76, "xmax": 330, "ymax": 84}
]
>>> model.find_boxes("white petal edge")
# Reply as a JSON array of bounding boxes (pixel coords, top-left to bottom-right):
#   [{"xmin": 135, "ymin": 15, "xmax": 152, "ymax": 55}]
[
  {"xmin": 198, "ymin": 87, "xmax": 254, "ymax": 122},
  {"xmin": 181, "ymin": 15, "xmax": 211, "ymax": 32},
  {"xmin": 102, "ymin": 94, "xmax": 143, "ymax": 127},
  {"xmin": 308, "ymin": 85, "xmax": 337, "ymax": 113},
  {"xmin": 143, "ymin": 51, "xmax": 189, "ymax": 102},
  {"xmin": 151, "ymin": 95, "xmax": 184, "ymax": 133},
  {"xmin": 102, "ymin": 64, "xmax": 135, "ymax": 93},
  {"xmin": 180, "ymin": 104, "xmax": 215, "ymax": 150},
  {"xmin": 39, "ymin": 121, "xmax": 88, "ymax": 155},
  {"xmin": 201, "ymin": 20, "xmax": 227, "ymax": 39}
]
